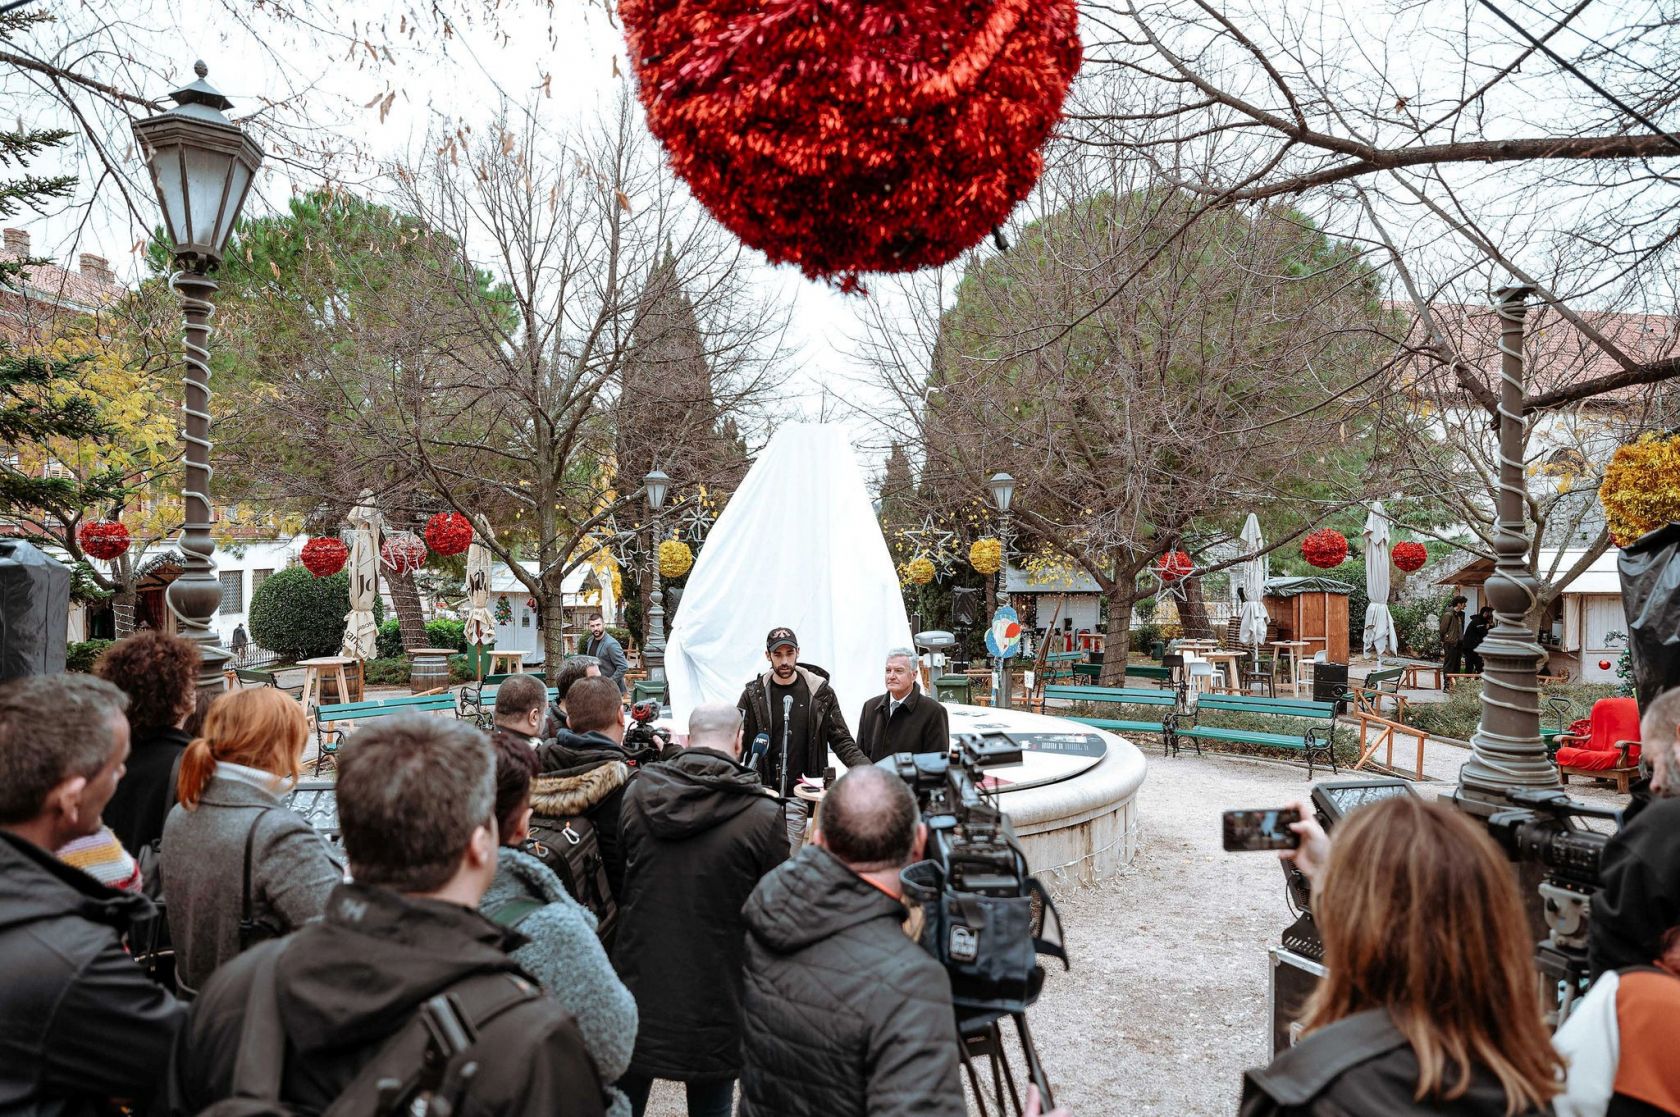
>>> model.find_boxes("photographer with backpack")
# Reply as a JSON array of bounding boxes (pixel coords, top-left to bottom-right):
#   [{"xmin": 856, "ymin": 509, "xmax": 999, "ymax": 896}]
[
  {"xmin": 534, "ymin": 676, "xmax": 636, "ymax": 905},
  {"xmin": 172, "ymin": 715, "xmax": 605, "ymax": 1117},
  {"xmin": 481, "ymin": 730, "xmax": 637, "ymax": 1117}
]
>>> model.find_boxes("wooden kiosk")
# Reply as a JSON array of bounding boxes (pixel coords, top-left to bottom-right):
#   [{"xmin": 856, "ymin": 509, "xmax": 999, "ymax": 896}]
[{"xmin": 1263, "ymin": 576, "xmax": 1352, "ymax": 663}]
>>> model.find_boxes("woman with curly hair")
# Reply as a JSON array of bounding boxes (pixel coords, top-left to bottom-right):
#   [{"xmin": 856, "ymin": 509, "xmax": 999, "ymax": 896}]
[
  {"xmin": 94, "ymin": 630, "xmax": 200, "ymax": 855},
  {"xmin": 1241, "ymin": 796, "xmax": 1563, "ymax": 1116}
]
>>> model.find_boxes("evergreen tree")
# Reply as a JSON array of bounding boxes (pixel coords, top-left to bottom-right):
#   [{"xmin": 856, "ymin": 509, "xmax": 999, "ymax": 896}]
[{"xmin": 0, "ymin": 10, "xmax": 74, "ymax": 289}]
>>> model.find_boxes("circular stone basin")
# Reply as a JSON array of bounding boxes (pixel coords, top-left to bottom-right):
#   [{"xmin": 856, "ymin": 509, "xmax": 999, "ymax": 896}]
[{"xmin": 946, "ymin": 703, "xmax": 1147, "ymax": 885}]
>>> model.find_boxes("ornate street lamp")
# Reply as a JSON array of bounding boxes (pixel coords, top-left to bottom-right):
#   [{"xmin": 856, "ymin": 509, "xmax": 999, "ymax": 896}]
[
  {"xmin": 643, "ymin": 469, "xmax": 671, "ymax": 694},
  {"xmin": 988, "ymin": 472, "xmax": 1017, "ymax": 708},
  {"xmin": 132, "ymin": 62, "xmax": 263, "ymax": 693}
]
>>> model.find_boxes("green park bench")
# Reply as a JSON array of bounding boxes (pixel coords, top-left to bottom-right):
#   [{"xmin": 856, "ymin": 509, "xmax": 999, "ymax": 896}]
[
  {"xmin": 1171, "ymin": 693, "xmax": 1342, "ymax": 778},
  {"xmin": 1038, "ymin": 650, "xmax": 1085, "ymax": 684},
  {"xmin": 458, "ymin": 672, "xmax": 551, "ymax": 727},
  {"xmin": 225, "ymin": 665, "xmax": 303, "ymax": 700},
  {"xmin": 1349, "ymin": 667, "xmax": 1407, "ymax": 722},
  {"xmin": 1040, "ymin": 684, "xmax": 1179, "ymax": 746},
  {"xmin": 311, "ymin": 692, "xmax": 462, "ymax": 773}
]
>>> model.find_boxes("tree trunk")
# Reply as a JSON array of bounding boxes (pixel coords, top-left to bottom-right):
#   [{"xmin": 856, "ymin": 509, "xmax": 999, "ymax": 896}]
[
  {"xmin": 387, "ymin": 565, "xmax": 427, "ymax": 651},
  {"xmin": 541, "ymin": 580, "xmax": 569, "ymax": 669},
  {"xmin": 1099, "ymin": 584, "xmax": 1136, "ymax": 685},
  {"xmin": 1180, "ymin": 576, "xmax": 1215, "ymax": 640}
]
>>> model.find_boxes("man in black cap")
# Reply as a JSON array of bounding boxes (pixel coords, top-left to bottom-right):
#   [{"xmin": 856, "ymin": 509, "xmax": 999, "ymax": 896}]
[{"xmin": 738, "ymin": 627, "xmax": 869, "ymax": 851}]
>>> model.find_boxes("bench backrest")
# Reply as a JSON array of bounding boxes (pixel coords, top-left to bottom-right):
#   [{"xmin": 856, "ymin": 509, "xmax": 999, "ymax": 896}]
[
  {"xmin": 234, "ymin": 668, "xmax": 278, "ymax": 685},
  {"xmin": 1042, "ymin": 651, "xmax": 1084, "ymax": 663},
  {"xmin": 1125, "ymin": 665, "xmax": 1171, "ymax": 679},
  {"xmin": 1042, "ymin": 685, "xmax": 1177, "ymax": 706},
  {"xmin": 478, "ymin": 671, "xmax": 549, "ymax": 687},
  {"xmin": 316, "ymin": 693, "xmax": 461, "ymax": 721},
  {"xmin": 1363, "ymin": 668, "xmax": 1405, "ymax": 690},
  {"xmin": 1195, "ymin": 694, "xmax": 1336, "ymax": 718}
]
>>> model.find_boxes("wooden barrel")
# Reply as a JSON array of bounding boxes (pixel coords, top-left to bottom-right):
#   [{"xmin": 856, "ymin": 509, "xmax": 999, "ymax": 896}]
[
  {"xmin": 408, "ymin": 648, "xmax": 453, "ymax": 694},
  {"xmin": 319, "ymin": 662, "xmax": 364, "ymax": 704}
]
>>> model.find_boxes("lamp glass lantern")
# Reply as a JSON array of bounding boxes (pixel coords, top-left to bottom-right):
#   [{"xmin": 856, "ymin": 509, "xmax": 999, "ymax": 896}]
[
  {"xmin": 989, "ymin": 472, "xmax": 1016, "ymax": 514},
  {"xmin": 644, "ymin": 469, "xmax": 671, "ymax": 513},
  {"xmin": 131, "ymin": 62, "xmax": 263, "ymax": 270}
]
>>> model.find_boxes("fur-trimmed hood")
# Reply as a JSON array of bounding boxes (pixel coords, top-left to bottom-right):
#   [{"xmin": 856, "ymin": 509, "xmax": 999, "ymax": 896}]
[
  {"xmin": 531, "ymin": 760, "xmax": 629, "ymax": 817},
  {"xmin": 753, "ymin": 662, "xmax": 833, "ymax": 699}
]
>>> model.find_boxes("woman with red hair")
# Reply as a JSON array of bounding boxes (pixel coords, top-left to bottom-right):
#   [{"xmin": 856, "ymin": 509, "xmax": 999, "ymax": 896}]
[{"xmin": 160, "ymin": 687, "xmax": 342, "ymax": 995}]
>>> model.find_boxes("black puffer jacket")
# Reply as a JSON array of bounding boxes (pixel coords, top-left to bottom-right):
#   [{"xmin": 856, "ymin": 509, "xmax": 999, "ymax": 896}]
[
  {"xmin": 1240, "ymin": 1009, "xmax": 1549, "ymax": 1116},
  {"xmin": 738, "ymin": 664, "xmax": 868, "ymax": 795},
  {"xmin": 173, "ymin": 882, "xmax": 605, "ymax": 1117},
  {"xmin": 738, "ymin": 846, "xmax": 963, "ymax": 1117},
  {"xmin": 614, "ymin": 747, "xmax": 787, "ymax": 1082},
  {"xmin": 532, "ymin": 729, "xmax": 634, "ymax": 900},
  {"xmin": 1590, "ymin": 796, "xmax": 1680, "ymax": 979},
  {"xmin": 0, "ymin": 830, "xmax": 185, "ymax": 1117}
]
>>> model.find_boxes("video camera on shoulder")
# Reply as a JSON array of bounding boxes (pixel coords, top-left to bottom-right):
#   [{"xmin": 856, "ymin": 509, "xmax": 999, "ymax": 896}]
[{"xmin": 622, "ymin": 699, "xmax": 674, "ymax": 765}]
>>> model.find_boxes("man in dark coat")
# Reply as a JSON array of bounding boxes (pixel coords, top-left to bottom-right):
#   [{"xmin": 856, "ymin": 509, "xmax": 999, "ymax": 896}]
[
  {"xmin": 738, "ymin": 627, "xmax": 869, "ymax": 851},
  {"xmin": 738, "ymin": 765, "xmax": 962, "ymax": 1117},
  {"xmin": 173, "ymin": 715, "xmax": 605, "ymax": 1117},
  {"xmin": 544, "ymin": 655, "xmax": 601, "ymax": 738},
  {"xmin": 1439, "ymin": 596, "xmax": 1468, "ymax": 682},
  {"xmin": 1461, "ymin": 606, "xmax": 1493, "ymax": 674},
  {"xmin": 858, "ymin": 648, "xmax": 950, "ymax": 763},
  {"xmin": 613, "ymin": 702, "xmax": 788, "ymax": 1117},
  {"xmin": 493, "ymin": 673, "xmax": 552, "ymax": 755},
  {"xmin": 0, "ymin": 675, "xmax": 185, "ymax": 1117},
  {"xmin": 533, "ymin": 675, "xmax": 634, "ymax": 900},
  {"xmin": 584, "ymin": 614, "xmax": 630, "ymax": 695}
]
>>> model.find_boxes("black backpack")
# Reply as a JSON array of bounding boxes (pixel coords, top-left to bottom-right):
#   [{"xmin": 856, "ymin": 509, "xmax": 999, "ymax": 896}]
[
  {"xmin": 511, "ymin": 817, "xmax": 618, "ymax": 944},
  {"xmin": 196, "ymin": 941, "xmax": 540, "ymax": 1117}
]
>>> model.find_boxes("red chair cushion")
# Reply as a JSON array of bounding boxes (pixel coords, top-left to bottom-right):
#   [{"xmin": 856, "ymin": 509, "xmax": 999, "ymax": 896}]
[{"xmin": 1556, "ymin": 744, "xmax": 1640, "ymax": 771}]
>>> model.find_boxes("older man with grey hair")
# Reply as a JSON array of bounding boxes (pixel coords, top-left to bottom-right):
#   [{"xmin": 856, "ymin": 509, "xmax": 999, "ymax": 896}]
[
  {"xmin": 1589, "ymin": 686, "xmax": 1680, "ymax": 978},
  {"xmin": 612, "ymin": 703, "xmax": 788, "ymax": 1117},
  {"xmin": 857, "ymin": 647, "xmax": 951, "ymax": 763}
]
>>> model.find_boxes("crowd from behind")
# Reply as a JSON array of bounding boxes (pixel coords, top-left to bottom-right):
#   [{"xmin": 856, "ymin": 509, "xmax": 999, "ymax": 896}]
[{"xmin": 2, "ymin": 626, "xmax": 1680, "ymax": 1116}]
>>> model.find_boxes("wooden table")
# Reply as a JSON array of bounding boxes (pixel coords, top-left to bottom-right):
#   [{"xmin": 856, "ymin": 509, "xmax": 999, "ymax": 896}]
[
  {"xmin": 1402, "ymin": 663, "xmax": 1443, "ymax": 689},
  {"xmin": 297, "ymin": 656, "xmax": 356, "ymax": 713},
  {"xmin": 1203, "ymin": 650, "xmax": 1244, "ymax": 694},
  {"xmin": 1269, "ymin": 641, "xmax": 1312, "ymax": 697},
  {"xmin": 487, "ymin": 650, "xmax": 527, "ymax": 675}
]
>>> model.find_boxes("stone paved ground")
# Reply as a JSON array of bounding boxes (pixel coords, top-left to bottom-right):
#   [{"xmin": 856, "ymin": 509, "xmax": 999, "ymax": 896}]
[{"xmin": 643, "ymin": 730, "xmax": 1625, "ymax": 1116}]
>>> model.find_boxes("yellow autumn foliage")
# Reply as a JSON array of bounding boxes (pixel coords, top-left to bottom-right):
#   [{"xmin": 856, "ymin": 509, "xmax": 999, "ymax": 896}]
[{"xmin": 1601, "ymin": 432, "xmax": 1680, "ymax": 546}]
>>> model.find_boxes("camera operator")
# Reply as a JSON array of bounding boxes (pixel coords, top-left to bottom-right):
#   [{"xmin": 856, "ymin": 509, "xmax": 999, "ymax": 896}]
[
  {"xmin": 173, "ymin": 715, "xmax": 606, "ymax": 1117},
  {"xmin": 737, "ymin": 765, "xmax": 961, "ymax": 1117},
  {"xmin": 1241, "ymin": 797, "xmax": 1561, "ymax": 1116},
  {"xmin": 545, "ymin": 655, "xmax": 602, "ymax": 738},
  {"xmin": 613, "ymin": 704, "xmax": 788, "ymax": 1117},
  {"xmin": 534, "ymin": 676, "xmax": 634, "ymax": 900},
  {"xmin": 0, "ymin": 675, "xmax": 184, "ymax": 1117},
  {"xmin": 1589, "ymin": 687, "xmax": 1680, "ymax": 979}
]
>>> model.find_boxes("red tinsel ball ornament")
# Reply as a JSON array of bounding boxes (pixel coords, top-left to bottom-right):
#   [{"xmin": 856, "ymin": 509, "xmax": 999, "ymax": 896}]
[
  {"xmin": 1391, "ymin": 541, "xmax": 1428, "ymax": 573},
  {"xmin": 300, "ymin": 537, "xmax": 349, "ymax": 577},
  {"xmin": 424, "ymin": 513, "xmax": 473, "ymax": 557},
  {"xmin": 619, "ymin": 0, "xmax": 1082, "ymax": 288},
  {"xmin": 1599, "ymin": 660, "xmax": 1613, "ymax": 671},
  {"xmin": 1302, "ymin": 529, "xmax": 1349, "ymax": 569},
  {"xmin": 380, "ymin": 531, "xmax": 428, "ymax": 576},
  {"xmin": 1157, "ymin": 550, "xmax": 1193, "ymax": 581},
  {"xmin": 526, "ymin": 598, "xmax": 538, "ymax": 610},
  {"xmin": 77, "ymin": 519, "xmax": 131, "ymax": 561}
]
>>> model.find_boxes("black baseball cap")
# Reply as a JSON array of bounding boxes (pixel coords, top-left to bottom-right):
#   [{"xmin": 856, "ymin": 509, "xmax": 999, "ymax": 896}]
[{"xmin": 766, "ymin": 627, "xmax": 798, "ymax": 652}]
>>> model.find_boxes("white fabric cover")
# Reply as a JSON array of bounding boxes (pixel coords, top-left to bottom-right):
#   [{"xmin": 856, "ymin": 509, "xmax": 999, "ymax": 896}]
[
  {"xmin": 1362, "ymin": 502, "xmax": 1397, "ymax": 658},
  {"xmin": 1238, "ymin": 513, "xmax": 1269, "ymax": 648},
  {"xmin": 1550, "ymin": 969, "xmax": 1618, "ymax": 1117},
  {"xmin": 340, "ymin": 498, "xmax": 381, "ymax": 660},
  {"xmin": 463, "ymin": 538, "xmax": 495, "ymax": 648},
  {"xmin": 665, "ymin": 424, "xmax": 912, "ymax": 729}
]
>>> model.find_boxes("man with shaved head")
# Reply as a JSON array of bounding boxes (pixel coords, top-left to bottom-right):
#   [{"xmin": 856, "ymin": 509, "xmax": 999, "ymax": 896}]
[
  {"xmin": 612, "ymin": 704, "xmax": 787, "ymax": 1117},
  {"xmin": 738, "ymin": 765, "xmax": 963, "ymax": 1117}
]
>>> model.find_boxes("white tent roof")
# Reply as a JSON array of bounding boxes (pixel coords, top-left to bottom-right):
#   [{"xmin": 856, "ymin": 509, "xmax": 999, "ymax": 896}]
[
  {"xmin": 1438, "ymin": 547, "xmax": 1621, "ymax": 596},
  {"xmin": 488, "ymin": 561, "xmax": 598, "ymax": 599}
]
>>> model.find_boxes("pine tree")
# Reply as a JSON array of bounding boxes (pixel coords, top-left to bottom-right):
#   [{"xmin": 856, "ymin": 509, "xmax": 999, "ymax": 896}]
[{"xmin": 0, "ymin": 10, "xmax": 75, "ymax": 289}]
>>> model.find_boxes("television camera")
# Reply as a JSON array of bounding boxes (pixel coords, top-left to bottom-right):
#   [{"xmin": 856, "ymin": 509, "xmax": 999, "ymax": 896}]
[
  {"xmin": 622, "ymin": 698, "xmax": 675, "ymax": 764},
  {"xmin": 883, "ymin": 732, "xmax": 1068, "ymax": 1116}
]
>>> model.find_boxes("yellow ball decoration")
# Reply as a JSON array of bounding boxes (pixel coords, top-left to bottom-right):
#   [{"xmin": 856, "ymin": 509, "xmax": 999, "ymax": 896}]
[
  {"xmin": 908, "ymin": 555, "xmax": 936, "ymax": 585},
  {"xmin": 1601, "ymin": 432, "xmax": 1680, "ymax": 546},
  {"xmin": 657, "ymin": 538, "xmax": 695, "ymax": 579},
  {"xmin": 969, "ymin": 537, "xmax": 1003, "ymax": 576}
]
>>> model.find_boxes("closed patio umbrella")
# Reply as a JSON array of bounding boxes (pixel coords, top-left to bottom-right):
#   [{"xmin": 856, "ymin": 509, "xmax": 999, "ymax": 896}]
[
  {"xmin": 340, "ymin": 496, "xmax": 381, "ymax": 660},
  {"xmin": 463, "ymin": 535, "xmax": 496, "ymax": 667},
  {"xmin": 1237, "ymin": 513, "xmax": 1269, "ymax": 659},
  {"xmin": 1362, "ymin": 502, "xmax": 1397, "ymax": 661}
]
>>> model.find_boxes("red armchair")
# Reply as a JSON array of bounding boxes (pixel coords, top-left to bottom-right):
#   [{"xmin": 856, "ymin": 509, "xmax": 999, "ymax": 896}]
[{"xmin": 1554, "ymin": 697, "xmax": 1641, "ymax": 794}]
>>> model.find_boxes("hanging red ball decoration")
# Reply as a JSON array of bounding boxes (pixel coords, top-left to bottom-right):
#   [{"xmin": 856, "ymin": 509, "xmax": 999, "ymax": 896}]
[
  {"xmin": 1598, "ymin": 660, "xmax": 1612, "ymax": 671},
  {"xmin": 1157, "ymin": 550, "xmax": 1193, "ymax": 581},
  {"xmin": 619, "ymin": 0, "xmax": 1083, "ymax": 288},
  {"xmin": 424, "ymin": 512, "xmax": 473, "ymax": 557},
  {"xmin": 77, "ymin": 519, "xmax": 131, "ymax": 561},
  {"xmin": 1302, "ymin": 529, "xmax": 1349, "ymax": 569},
  {"xmin": 300, "ymin": 537, "xmax": 349, "ymax": 578},
  {"xmin": 1391, "ymin": 541, "xmax": 1428, "ymax": 573},
  {"xmin": 380, "ymin": 531, "xmax": 429, "ymax": 576}
]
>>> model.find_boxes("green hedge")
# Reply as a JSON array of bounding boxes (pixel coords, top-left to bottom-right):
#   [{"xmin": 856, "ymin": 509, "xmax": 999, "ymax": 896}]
[
  {"xmin": 248, "ymin": 567, "xmax": 383, "ymax": 661},
  {"xmin": 66, "ymin": 638, "xmax": 114, "ymax": 673},
  {"xmin": 376, "ymin": 617, "xmax": 470, "ymax": 658},
  {"xmin": 1407, "ymin": 680, "xmax": 1620, "ymax": 741}
]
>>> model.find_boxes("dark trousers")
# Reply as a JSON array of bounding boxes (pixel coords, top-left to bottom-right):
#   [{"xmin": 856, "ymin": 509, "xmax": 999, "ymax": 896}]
[
  {"xmin": 1442, "ymin": 644, "xmax": 1463, "ymax": 681},
  {"xmin": 1464, "ymin": 648, "xmax": 1484, "ymax": 674},
  {"xmin": 619, "ymin": 1073, "xmax": 734, "ymax": 1117}
]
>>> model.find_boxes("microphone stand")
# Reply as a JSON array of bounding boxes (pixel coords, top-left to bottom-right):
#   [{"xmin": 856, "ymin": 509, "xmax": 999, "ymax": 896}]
[{"xmin": 779, "ymin": 693, "xmax": 794, "ymax": 797}]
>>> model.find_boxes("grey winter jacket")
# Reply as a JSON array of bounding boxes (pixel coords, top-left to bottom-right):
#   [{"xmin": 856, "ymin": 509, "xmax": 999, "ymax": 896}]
[
  {"xmin": 160, "ymin": 775, "xmax": 343, "ymax": 994},
  {"xmin": 480, "ymin": 846, "xmax": 637, "ymax": 1117},
  {"xmin": 738, "ymin": 846, "xmax": 963, "ymax": 1117}
]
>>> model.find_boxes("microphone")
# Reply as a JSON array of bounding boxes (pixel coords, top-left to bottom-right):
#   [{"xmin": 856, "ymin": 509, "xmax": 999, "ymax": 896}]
[
  {"xmin": 782, "ymin": 694, "xmax": 794, "ymax": 719},
  {"xmin": 780, "ymin": 693, "xmax": 794, "ymax": 796},
  {"xmin": 750, "ymin": 732, "xmax": 770, "ymax": 762}
]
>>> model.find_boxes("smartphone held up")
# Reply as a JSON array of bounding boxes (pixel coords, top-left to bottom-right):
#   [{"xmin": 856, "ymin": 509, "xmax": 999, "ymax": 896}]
[{"xmin": 1222, "ymin": 808, "xmax": 1302, "ymax": 852}]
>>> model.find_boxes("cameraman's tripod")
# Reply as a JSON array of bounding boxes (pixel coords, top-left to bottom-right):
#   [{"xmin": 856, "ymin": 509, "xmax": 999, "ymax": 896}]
[{"xmin": 958, "ymin": 1008, "xmax": 1056, "ymax": 1117}]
